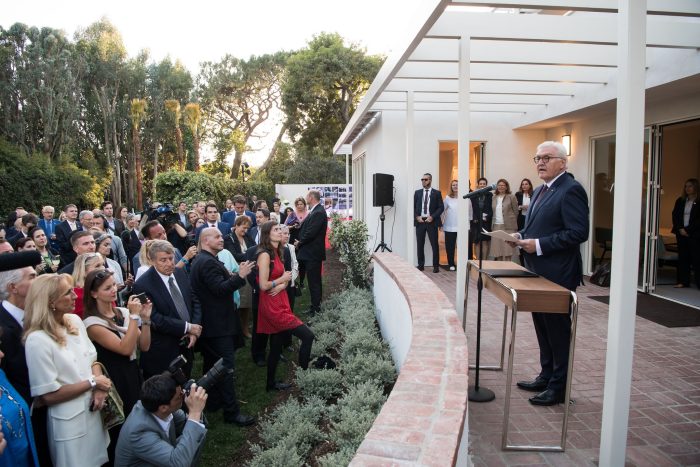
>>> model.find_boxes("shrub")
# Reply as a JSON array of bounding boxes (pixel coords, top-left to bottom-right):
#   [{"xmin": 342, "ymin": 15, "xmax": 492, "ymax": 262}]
[
  {"xmin": 295, "ymin": 368, "xmax": 344, "ymax": 401},
  {"xmin": 154, "ymin": 170, "xmax": 274, "ymax": 206},
  {"xmin": 327, "ymin": 407, "xmax": 377, "ymax": 452},
  {"xmin": 341, "ymin": 352, "xmax": 396, "ymax": 386},
  {"xmin": 318, "ymin": 448, "xmax": 357, "ymax": 467},
  {"xmin": 248, "ymin": 440, "xmax": 304, "ymax": 467},
  {"xmin": 328, "ymin": 213, "xmax": 371, "ymax": 288},
  {"xmin": 341, "ymin": 327, "xmax": 384, "ymax": 358},
  {"xmin": 0, "ymin": 138, "xmax": 106, "ymax": 215},
  {"xmin": 333, "ymin": 381, "xmax": 387, "ymax": 417}
]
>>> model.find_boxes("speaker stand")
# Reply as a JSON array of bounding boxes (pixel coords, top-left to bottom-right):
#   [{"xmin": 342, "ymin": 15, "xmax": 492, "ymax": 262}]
[{"xmin": 374, "ymin": 206, "xmax": 392, "ymax": 253}]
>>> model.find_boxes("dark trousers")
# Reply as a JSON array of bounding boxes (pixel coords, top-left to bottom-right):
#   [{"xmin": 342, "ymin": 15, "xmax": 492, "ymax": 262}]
[
  {"xmin": 266, "ymin": 324, "xmax": 315, "ymax": 388},
  {"xmin": 251, "ymin": 290, "xmax": 268, "ymax": 363},
  {"xmin": 676, "ymin": 234, "xmax": 700, "ymax": 287},
  {"xmin": 31, "ymin": 405, "xmax": 52, "ymax": 467},
  {"xmin": 444, "ymin": 231, "xmax": 457, "ymax": 267},
  {"xmin": 302, "ymin": 259, "xmax": 322, "ymax": 311},
  {"xmin": 531, "ymin": 311, "xmax": 571, "ymax": 393},
  {"xmin": 200, "ymin": 335, "xmax": 240, "ymax": 417},
  {"xmin": 416, "ymin": 221, "xmax": 439, "ymax": 267}
]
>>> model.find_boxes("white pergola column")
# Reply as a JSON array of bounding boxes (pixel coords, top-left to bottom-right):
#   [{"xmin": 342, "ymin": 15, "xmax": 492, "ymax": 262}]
[
  {"xmin": 456, "ymin": 36, "xmax": 471, "ymax": 321},
  {"xmin": 406, "ymin": 91, "xmax": 416, "ymax": 266},
  {"xmin": 599, "ymin": 1, "xmax": 647, "ymax": 466}
]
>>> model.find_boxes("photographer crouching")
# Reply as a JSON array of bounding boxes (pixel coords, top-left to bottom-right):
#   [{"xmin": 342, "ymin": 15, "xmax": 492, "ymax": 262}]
[{"xmin": 114, "ymin": 373, "xmax": 207, "ymax": 467}]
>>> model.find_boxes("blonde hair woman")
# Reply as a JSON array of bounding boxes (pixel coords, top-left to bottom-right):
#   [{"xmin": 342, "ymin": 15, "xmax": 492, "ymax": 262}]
[
  {"xmin": 71, "ymin": 252, "xmax": 105, "ymax": 318},
  {"xmin": 24, "ymin": 274, "xmax": 111, "ymax": 466},
  {"xmin": 134, "ymin": 240, "xmax": 157, "ymax": 280}
]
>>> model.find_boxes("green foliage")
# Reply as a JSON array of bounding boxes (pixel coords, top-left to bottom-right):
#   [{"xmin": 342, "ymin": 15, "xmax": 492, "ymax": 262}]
[
  {"xmin": 294, "ymin": 368, "xmax": 344, "ymax": 401},
  {"xmin": 248, "ymin": 397, "xmax": 326, "ymax": 467},
  {"xmin": 284, "ymin": 145, "xmax": 347, "ymax": 184},
  {"xmin": 329, "ymin": 214, "xmax": 371, "ymax": 288},
  {"xmin": 341, "ymin": 327, "xmax": 385, "ymax": 358},
  {"xmin": 341, "ymin": 352, "xmax": 396, "ymax": 386},
  {"xmin": 154, "ymin": 170, "xmax": 274, "ymax": 205},
  {"xmin": 318, "ymin": 448, "xmax": 357, "ymax": 467},
  {"xmin": 0, "ymin": 139, "xmax": 105, "ymax": 214},
  {"xmin": 327, "ymin": 407, "xmax": 376, "ymax": 451}
]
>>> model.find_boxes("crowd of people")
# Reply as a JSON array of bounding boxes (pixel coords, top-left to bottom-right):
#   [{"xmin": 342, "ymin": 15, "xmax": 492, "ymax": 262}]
[
  {"xmin": 0, "ymin": 190, "xmax": 329, "ymax": 466},
  {"xmin": 414, "ymin": 172, "xmax": 536, "ymax": 271}
]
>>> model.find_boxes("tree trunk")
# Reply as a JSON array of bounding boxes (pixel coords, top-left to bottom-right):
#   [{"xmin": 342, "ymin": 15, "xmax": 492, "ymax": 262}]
[
  {"xmin": 111, "ymin": 106, "xmax": 123, "ymax": 205},
  {"xmin": 153, "ymin": 139, "xmax": 160, "ymax": 200},
  {"xmin": 133, "ymin": 127, "xmax": 143, "ymax": 209},
  {"xmin": 255, "ymin": 122, "xmax": 287, "ymax": 176},
  {"xmin": 175, "ymin": 127, "xmax": 184, "ymax": 171},
  {"xmin": 193, "ymin": 134, "xmax": 200, "ymax": 172},
  {"xmin": 230, "ymin": 149, "xmax": 243, "ymax": 179}
]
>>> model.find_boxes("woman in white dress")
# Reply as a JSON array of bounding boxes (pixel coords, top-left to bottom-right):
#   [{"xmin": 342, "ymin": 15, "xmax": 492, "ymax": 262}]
[
  {"xmin": 23, "ymin": 274, "xmax": 112, "ymax": 467},
  {"xmin": 442, "ymin": 180, "xmax": 460, "ymax": 271}
]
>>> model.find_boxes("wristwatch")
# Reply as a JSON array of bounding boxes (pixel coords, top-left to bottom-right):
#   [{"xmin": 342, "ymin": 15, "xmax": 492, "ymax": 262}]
[{"xmin": 88, "ymin": 375, "xmax": 97, "ymax": 390}]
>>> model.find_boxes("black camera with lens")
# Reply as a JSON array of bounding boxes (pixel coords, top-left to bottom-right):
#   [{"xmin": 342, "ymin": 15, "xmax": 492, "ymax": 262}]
[
  {"xmin": 167, "ymin": 355, "xmax": 231, "ymax": 395},
  {"xmin": 143, "ymin": 200, "xmax": 180, "ymax": 228}
]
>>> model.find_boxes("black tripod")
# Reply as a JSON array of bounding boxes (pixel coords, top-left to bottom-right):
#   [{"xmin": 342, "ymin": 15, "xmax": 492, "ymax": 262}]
[
  {"xmin": 468, "ymin": 208, "xmax": 495, "ymax": 403},
  {"xmin": 374, "ymin": 206, "xmax": 392, "ymax": 252}
]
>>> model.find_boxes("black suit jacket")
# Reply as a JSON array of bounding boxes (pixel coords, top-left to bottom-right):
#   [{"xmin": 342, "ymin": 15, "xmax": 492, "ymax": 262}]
[
  {"xmin": 190, "ymin": 250, "xmax": 247, "ymax": 339},
  {"xmin": 194, "ymin": 221, "xmax": 232, "ymax": 243},
  {"xmin": 224, "ymin": 232, "xmax": 256, "ymax": 263},
  {"xmin": 519, "ymin": 173, "xmax": 589, "ymax": 291},
  {"xmin": 133, "ymin": 267, "xmax": 201, "ymax": 377},
  {"xmin": 0, "ymin": 303, "xmax": 30, "ymax": 403},
  {"xmin": 296, "ymin": 204, "xmax": 328, "ymax": 262},
  {"xmin": 413, "ymin": 188, "xmax": 444, "ymax": 227},
  {"xmin": 55, "ymin": 220, "xmax": 81, "ymax": 265},
  {"xmin": 672, "ymin": 196, "xmax": 700, "ymax": 238}
]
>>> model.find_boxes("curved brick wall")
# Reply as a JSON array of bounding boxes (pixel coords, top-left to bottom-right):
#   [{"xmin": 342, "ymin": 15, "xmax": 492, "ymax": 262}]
[{"xmin": 351, "ymin": 252, "xmax": 470, "ymax": 466}]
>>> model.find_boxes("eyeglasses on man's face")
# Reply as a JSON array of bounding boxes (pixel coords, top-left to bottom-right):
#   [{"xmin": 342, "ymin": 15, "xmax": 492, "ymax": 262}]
[{"xmin": 533, "ymin": 154, "xmax": 564, "ymax": 164}]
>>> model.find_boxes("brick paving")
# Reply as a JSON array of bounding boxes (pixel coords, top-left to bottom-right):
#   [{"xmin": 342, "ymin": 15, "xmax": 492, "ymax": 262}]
[{"xmin": 425, "ymin": 267, "xmax": 700, "ymax": 466}]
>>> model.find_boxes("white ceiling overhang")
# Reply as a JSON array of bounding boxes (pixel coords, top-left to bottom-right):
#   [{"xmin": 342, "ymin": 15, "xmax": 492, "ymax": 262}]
[{"xmin": 334, "ymin": 0, "xmax": 700, "ymax": 152}]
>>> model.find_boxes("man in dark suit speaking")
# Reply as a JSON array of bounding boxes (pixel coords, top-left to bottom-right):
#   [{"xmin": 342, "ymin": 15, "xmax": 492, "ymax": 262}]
[
  {"xmin": 510, "ymin": 141, "xmax": 589, "ymax": 406},
  {"xmin": 413, "ymin": 173, "xmax": 444, "ymax": 273}
]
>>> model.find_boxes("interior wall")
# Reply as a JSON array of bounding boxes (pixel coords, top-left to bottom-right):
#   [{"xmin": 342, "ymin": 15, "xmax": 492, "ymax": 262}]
[{"xmin": 660, "ymin": 120, "xmax": 700, "ymax": 231}]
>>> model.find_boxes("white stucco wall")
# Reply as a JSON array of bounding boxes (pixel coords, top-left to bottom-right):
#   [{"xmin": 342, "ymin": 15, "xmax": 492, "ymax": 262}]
[{"xmin": 372, "ymin": 262, "xmax": 412, "ymax": 370}]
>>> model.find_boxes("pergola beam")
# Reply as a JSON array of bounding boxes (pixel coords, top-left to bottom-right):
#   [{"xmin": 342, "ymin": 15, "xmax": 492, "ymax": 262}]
[
  {"xmin": 396, "ymin": 62, "xmax": 615, "ymax": 82},
  {"xmin": 448, "ymin": 0, "xmax": 700, "ymax": 16},
  {"xmin": 430, "ymin": 11, "xmax": 700, "ymax": 48}
]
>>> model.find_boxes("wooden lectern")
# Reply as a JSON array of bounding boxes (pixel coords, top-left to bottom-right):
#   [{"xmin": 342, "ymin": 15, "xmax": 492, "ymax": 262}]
[{"xmin": 463, "ymin": 260, "xmax": 579, "ymax": 452}]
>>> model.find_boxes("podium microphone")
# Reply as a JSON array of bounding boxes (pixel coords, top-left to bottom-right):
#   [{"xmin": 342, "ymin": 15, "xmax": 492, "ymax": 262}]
[{"xmin": 463, "ymin": 183, "xmax": 497, "ymax": 199}]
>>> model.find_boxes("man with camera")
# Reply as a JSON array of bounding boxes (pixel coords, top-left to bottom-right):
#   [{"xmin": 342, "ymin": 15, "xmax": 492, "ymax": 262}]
[{"xmin": 114, "ymin": 374, "xmax": 207, "ymax": 467}]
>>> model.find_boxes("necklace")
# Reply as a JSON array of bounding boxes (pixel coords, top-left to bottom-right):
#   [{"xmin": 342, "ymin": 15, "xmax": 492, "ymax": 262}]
[{"xmin": 0, "ymin": 385, "xmax": 26, "ymax": 439}]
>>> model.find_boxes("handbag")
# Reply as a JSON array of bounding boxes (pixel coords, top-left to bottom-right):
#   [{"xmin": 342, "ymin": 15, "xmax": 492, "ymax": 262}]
[{"xmin": 93, "ymin": 362, "xmax": 125, "ymax": 430}]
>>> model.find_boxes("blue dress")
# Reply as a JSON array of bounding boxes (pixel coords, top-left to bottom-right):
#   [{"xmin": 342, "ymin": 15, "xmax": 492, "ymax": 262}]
[{"xmin": 0, "ymin": 369, "xmax": 39, "ymax": 467}]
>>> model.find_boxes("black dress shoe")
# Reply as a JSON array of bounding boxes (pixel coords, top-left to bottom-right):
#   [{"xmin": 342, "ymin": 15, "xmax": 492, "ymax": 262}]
[
  {"xmin": 224, "ymin": 413, "xmax": 256, "ymax": 426},
  {"xmin": 433, "ymin": 266, "xmax": 440, "ymax": 273},
  {"xmin": 529, "ymin": 389, "xmax": 565, "ymax": 406},
  {"xmin": 516, "ymin": 376, "xmax": 548, "ymax": 392},
  {"xmin": 266, "ymin": 381, "xmax": 292, "ymax": 392},
  {"xmin": 417, "ymin": 265, "xmax": 424, "ymax": 271}
]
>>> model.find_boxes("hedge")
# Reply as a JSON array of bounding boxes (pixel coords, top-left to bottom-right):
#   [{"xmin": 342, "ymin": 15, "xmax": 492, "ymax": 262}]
[{"xmin": 154, "ymin": 170, "xmax": 274, "ymax": 206}]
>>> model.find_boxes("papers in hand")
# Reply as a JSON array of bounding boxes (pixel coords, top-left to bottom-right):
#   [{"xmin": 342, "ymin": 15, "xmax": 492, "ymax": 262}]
[{"xmin": 482, "ymin": 228, "xmax": 519, "ymax": 243}]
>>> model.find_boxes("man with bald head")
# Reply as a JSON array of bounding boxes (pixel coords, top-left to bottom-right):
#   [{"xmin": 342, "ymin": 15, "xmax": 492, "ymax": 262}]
[{"xmin": 189, "ymin": 228, "xmax": 255, "ymax": 427}]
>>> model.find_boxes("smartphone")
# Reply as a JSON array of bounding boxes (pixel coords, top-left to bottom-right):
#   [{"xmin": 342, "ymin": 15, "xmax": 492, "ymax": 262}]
[{"xmin": 132, "ymin": 292, "xmax": 148, "ymax": 304}]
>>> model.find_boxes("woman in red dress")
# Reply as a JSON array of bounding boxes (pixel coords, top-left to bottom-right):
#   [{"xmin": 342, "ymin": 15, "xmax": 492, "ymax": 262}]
[{"xmin": 256, "ymin": 221, "xmax": 315, "ymax": 391}]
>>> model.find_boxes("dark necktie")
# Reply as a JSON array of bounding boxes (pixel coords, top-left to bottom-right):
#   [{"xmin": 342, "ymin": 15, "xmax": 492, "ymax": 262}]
[
  {"xmin": 423, "ymin": 189, "xmax": 429, "ymax": 214},
  {"xmin": 532, "ymin": 185, "xmax": 549, "ymax": 209},
  {"xmin": 168, "ymin": 277, "xmax": 190, "ymax": 321}
]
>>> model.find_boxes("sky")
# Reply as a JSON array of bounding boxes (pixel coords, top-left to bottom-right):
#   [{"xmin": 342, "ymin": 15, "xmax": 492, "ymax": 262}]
[{"xmin": 3, "ymin": 1, "xmax": 427, "ymax": 165}]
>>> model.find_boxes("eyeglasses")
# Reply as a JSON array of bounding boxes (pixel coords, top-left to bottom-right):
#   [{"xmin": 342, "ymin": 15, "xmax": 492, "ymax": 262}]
[
  {"xmin": 421, "ymin": 178, "xmax": 430, "ymax": 182},
  {"xmin": 533, "ymin": 155, "xmax": 563, "ymax": 164}
]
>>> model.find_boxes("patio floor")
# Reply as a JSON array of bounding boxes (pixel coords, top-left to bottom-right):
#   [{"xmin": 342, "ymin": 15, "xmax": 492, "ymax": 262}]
[{"xmin": 423, "ymin": 266, "xmax": 700, "ymax": 466}]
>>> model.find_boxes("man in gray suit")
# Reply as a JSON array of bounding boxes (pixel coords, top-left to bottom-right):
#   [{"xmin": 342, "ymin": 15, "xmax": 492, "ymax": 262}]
[{"xmin": 115, "ymin": 375, "xmax": 208, "ymax": 467}]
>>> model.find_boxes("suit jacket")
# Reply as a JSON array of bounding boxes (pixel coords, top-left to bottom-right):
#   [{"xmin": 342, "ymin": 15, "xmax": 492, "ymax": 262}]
[
  {"xmin": 133, "ymin": 267, "xmax": 201, "ymax": 377},
  {"xmin": 190, "ymin": 250, "xmax": 247, "ymax": 339},
  {"xmin": 55, "ymin": 220, "xmax": 82, "ymax": 264},
  {"xmin": 672, "ymin": 196, "xmax": 700, "ymax": 238},
  {"xmin": 114, "ymin": 401, "xmax": 206, "ymax": 467},
  {"xmin": 105, "ymin": 218, "xmax": 126, "ymax": 237},
  {"xmin": 194, "ymin": 221, "xmax": 231, "ymax": 243},
  {"xmin": 223, "ymin": 232, "xmax": 256, "ymax": 263},
  {"xmin": 413, "ymin": 188, "xmax": 444, "ymax": 227},
  {"xmin": 519, "ymin": 172, "xmax": 589, "ymax": 291},
  {"xmin": 296, "ymin": 203, "xmax": 328, "ymax": 262},
  {"xmin": 515, "ymin": 191, "xmax": 534, "ymax": 231},
  {"xmin": 38, "ymin": 218, "xmax": 61, "ymax": 250},
  {"xmin": 491, "ymin": 193, "xmax": 519, "ymax": 231},
  {"xmin": 0, "ymin": 302, "xmax": 30, "ymax": 403},
  {"xmin": 221, "ymin": 210, "xmax": 257, "ymax": 227}
]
